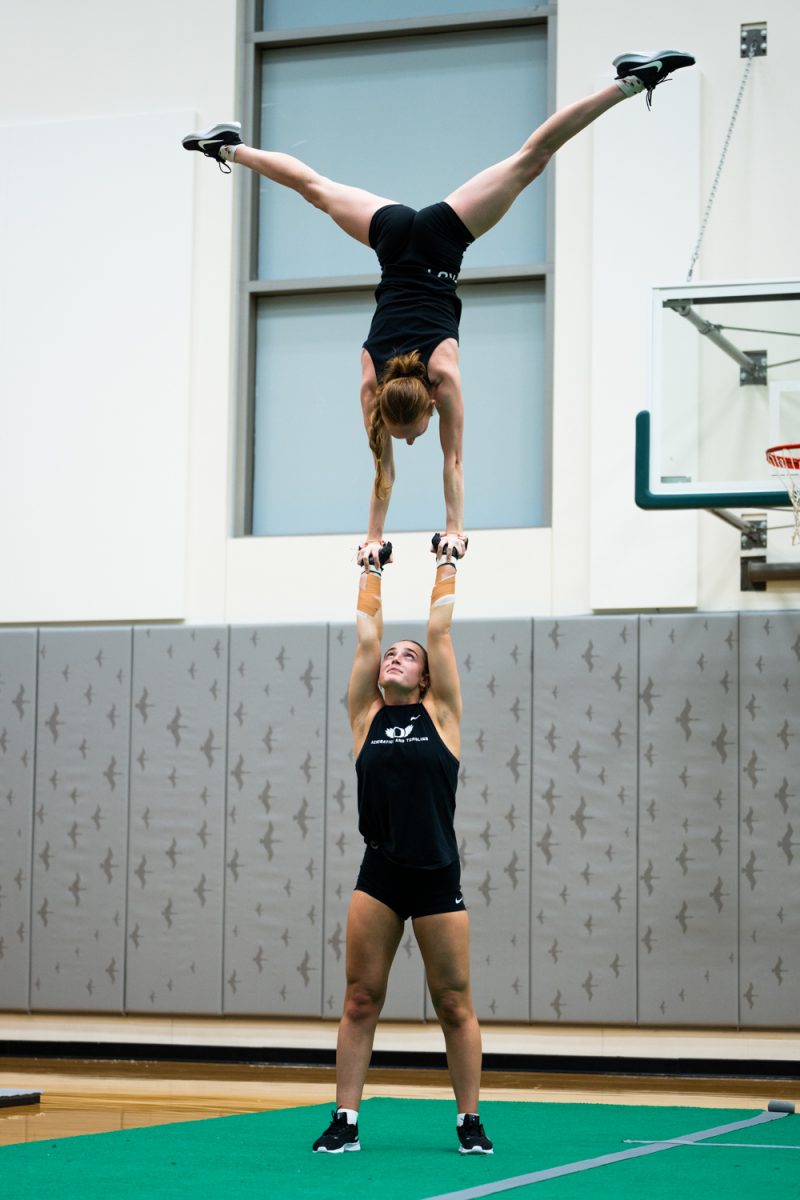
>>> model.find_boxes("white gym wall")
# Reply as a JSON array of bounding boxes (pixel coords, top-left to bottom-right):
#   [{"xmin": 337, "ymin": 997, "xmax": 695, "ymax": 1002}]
[
  {"xmin": 0, "ymin": 0, "xmax": 237, "ymax": 624},
  {"xmin": 1, "ymin": 0, "xmax": 798, "ymax": 625}
]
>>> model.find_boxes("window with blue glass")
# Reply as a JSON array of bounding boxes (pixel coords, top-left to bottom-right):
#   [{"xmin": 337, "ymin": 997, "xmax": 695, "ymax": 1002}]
[{"xmin": 245, "ymin": 5, "xmax": 551, "ymax": 535}]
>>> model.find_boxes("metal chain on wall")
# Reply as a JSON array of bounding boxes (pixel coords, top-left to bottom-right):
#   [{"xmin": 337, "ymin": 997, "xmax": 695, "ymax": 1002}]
[{"xmin": 686, "ymin": 44, "xmax": 756, "ymax": 283}]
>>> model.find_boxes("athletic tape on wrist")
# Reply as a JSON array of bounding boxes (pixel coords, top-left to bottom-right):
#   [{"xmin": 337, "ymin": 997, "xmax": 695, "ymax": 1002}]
[
  {"xmin": 357, "ymin": 570, "xmax": 382, "ymax": 618},
  {"xmin": 431, "ymin": 571, "xmax": 456, "ymax": 608}
]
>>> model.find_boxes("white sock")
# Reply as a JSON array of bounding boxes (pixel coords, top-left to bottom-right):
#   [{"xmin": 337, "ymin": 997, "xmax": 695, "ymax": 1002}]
[
  {"xmin": 614, "ymin": 76, "xmax": 645, "ymax": 98},
  {"xmin": 457, "ymin": 1112, "xmax": 478, "ymax": 1126},
  {"xmin": 219, "ymin": 144, "xmax": 238, "ymax": 163},
  {"xmin": 337, "ymin": 1106, "xmax": 359, "ymax": 1125}
]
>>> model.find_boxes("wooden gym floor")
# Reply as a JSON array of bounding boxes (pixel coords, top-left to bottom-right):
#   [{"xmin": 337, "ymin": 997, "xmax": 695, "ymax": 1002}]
[{"xmin": 2, "ymin": 1016, "xmax": 798, "ymax": 1147}]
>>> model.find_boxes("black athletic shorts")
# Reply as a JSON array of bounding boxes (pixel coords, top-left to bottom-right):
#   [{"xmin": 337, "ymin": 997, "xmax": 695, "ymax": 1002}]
[
  {"xmin": 368, "ymin": 201, "xmax": 474, "ymax": 274},
  {"xmin": 355, "ymin": 844, "xmax": 466, "ymax": 920}
]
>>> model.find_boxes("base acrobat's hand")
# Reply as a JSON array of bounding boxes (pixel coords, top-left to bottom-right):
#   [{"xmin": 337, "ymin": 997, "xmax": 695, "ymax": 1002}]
[
  {"xmin": 431, "ymin": 532, "xmax": 468, "ymax": 563},
  {"xmin": 358, "ymin": 540, "xmax": 393, "ymax": 570}
]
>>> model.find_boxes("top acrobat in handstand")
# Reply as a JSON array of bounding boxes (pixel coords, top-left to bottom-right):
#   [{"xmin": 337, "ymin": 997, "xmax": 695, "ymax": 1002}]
[{"xmin": 183, "ymin": 51, "xmax": 694, "ymax": 565}]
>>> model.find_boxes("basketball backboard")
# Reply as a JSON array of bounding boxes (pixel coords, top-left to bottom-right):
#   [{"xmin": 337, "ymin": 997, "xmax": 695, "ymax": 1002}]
[{"xmin": 636, "ymin": 279, "xmax": 800, "ymax": 509}]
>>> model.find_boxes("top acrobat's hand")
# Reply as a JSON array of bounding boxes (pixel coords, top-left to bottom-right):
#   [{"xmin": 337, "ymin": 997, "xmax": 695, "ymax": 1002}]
[
  {"xmin": 357, "ymin": 540, "xmax": 393, "ymax": 570},
  {"xmin": 431, "ymin": 531, "xmax": 469, "ymax": 564}
]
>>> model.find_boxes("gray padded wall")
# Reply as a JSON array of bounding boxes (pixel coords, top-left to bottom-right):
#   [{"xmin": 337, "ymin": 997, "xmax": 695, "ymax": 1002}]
[
  {"xmin": 449, "ymin": 620, "xmax": 532, "ymax": 1022},
  {"xmin": 638, "ymin": 615, "xmax": 740, "ymax": 1025},
  {"xmin": 324, "ymin": 621, "xmax": 427, "ymax": 1021},
  {"xmin": 739, "ymin": 613, "xmax": 800, "ymax": 1026},
  {"xmin": 30, "ymin": 629, "xmax": 131, "ymax": 1011},
  {"xmin": 3, "ymin": 612, "xmax": 799, "ymax": 1029},
  {"xmin": 0, "ymin": 630, "xmax": 37, "ymax": 1009},
  {"xmin": 223, "ymin": 626, "xmax": 327, "ymax": 1015},
  {"xmin": 321, "ymin": 622, "xmax": 360, "ymax": 1020},
  {"xmin": 126, "ymin": 628, "xmax": 228, "ymax": 1013},
  {"xmin": 531, "ymin": 617, "xmax": 638, "ymax": 1023}
]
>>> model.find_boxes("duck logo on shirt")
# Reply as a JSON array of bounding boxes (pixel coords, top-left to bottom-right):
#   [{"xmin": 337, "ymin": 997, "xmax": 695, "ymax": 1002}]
[
  {"xmin": 385, "ymin": 723, "xmax": 415, "ymax": 739},
  {"xmin": 376, "ymin": 715, "xmax": 427, "ymax": 745}
]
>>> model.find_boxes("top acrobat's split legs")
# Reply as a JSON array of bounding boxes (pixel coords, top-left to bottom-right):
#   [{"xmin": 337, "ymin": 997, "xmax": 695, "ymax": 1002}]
[{"xmin": 181, "ymin": 50, "xmax": 694, "ymax": 245}]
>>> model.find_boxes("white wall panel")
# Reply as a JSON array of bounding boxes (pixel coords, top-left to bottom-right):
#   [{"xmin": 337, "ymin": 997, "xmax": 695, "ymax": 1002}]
[
  {"xmin": 0, "ymin": 111, "xmax": 193, "ymax": 621},
  {"xmin": 589, "ymin": 75, "xmax": 700, "ymax": 609}
]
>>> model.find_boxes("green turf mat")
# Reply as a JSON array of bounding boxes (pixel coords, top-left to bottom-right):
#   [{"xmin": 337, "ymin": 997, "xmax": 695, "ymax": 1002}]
[
  {"xmin": 536, "ymin": 1113, "xmax": 800, "ymax": 1200},
  {"xmin": 2, "ymin": 1097, "xmax": 796, "ymax": 1200}
]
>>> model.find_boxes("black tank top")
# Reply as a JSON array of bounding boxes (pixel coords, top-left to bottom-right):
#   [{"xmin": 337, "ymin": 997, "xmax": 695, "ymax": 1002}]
[
  {"xmin": 363, "ymin": 202, "xmax": 474, "ymax": 379},
  {"xmin": 355, "ymin": 702, "xmax": 459, "ymax": 869}
]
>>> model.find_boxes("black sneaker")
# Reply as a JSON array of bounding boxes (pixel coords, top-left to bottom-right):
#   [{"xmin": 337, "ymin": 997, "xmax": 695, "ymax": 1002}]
[
  {"xmin": 612, "ymin": 50, "xmax": 695, "ymax": 107},
  {"xmin": 312, "ymin": 1110, "xmax": 361, "ymax": 1153},
  {"xmin": 181, "ymin": 121, "xmax": 242, "ymax": 172},
  {"xmin": 457, "ymin": 1113, "xmax": 494, "ymax": 1154}
]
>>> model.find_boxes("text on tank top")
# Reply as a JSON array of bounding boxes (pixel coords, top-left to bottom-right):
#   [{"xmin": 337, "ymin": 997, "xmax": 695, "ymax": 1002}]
[{"xmin": 355, "ymin": 702, "xmax": 459, "ymax": 869}]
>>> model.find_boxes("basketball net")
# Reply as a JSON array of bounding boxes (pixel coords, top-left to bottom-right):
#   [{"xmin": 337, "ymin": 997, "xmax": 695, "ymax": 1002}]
[{"xmin": 766, "ymin": 445, "xmax": 800, "ymax": 545}]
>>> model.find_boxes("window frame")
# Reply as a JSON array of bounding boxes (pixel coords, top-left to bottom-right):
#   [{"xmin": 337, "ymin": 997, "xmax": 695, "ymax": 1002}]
[{"xmin": 234, "ymin": 0, "xmax": 556, "ymax": 536}]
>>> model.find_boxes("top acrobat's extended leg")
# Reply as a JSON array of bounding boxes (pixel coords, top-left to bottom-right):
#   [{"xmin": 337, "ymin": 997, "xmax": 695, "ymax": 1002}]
[
  {"xmin": 181, "ymin": 121, "xmax": 397, "ymax": 246},
  {"xmin": 444, "ymin": 50, "xmax": 695, "ymax": 240}
]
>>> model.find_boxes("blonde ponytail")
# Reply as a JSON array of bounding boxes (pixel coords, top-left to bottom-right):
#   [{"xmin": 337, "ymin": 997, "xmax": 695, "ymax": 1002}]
[{"xmin": 368, "ymin": 401, "xmax": 390, "ymax": 499}]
